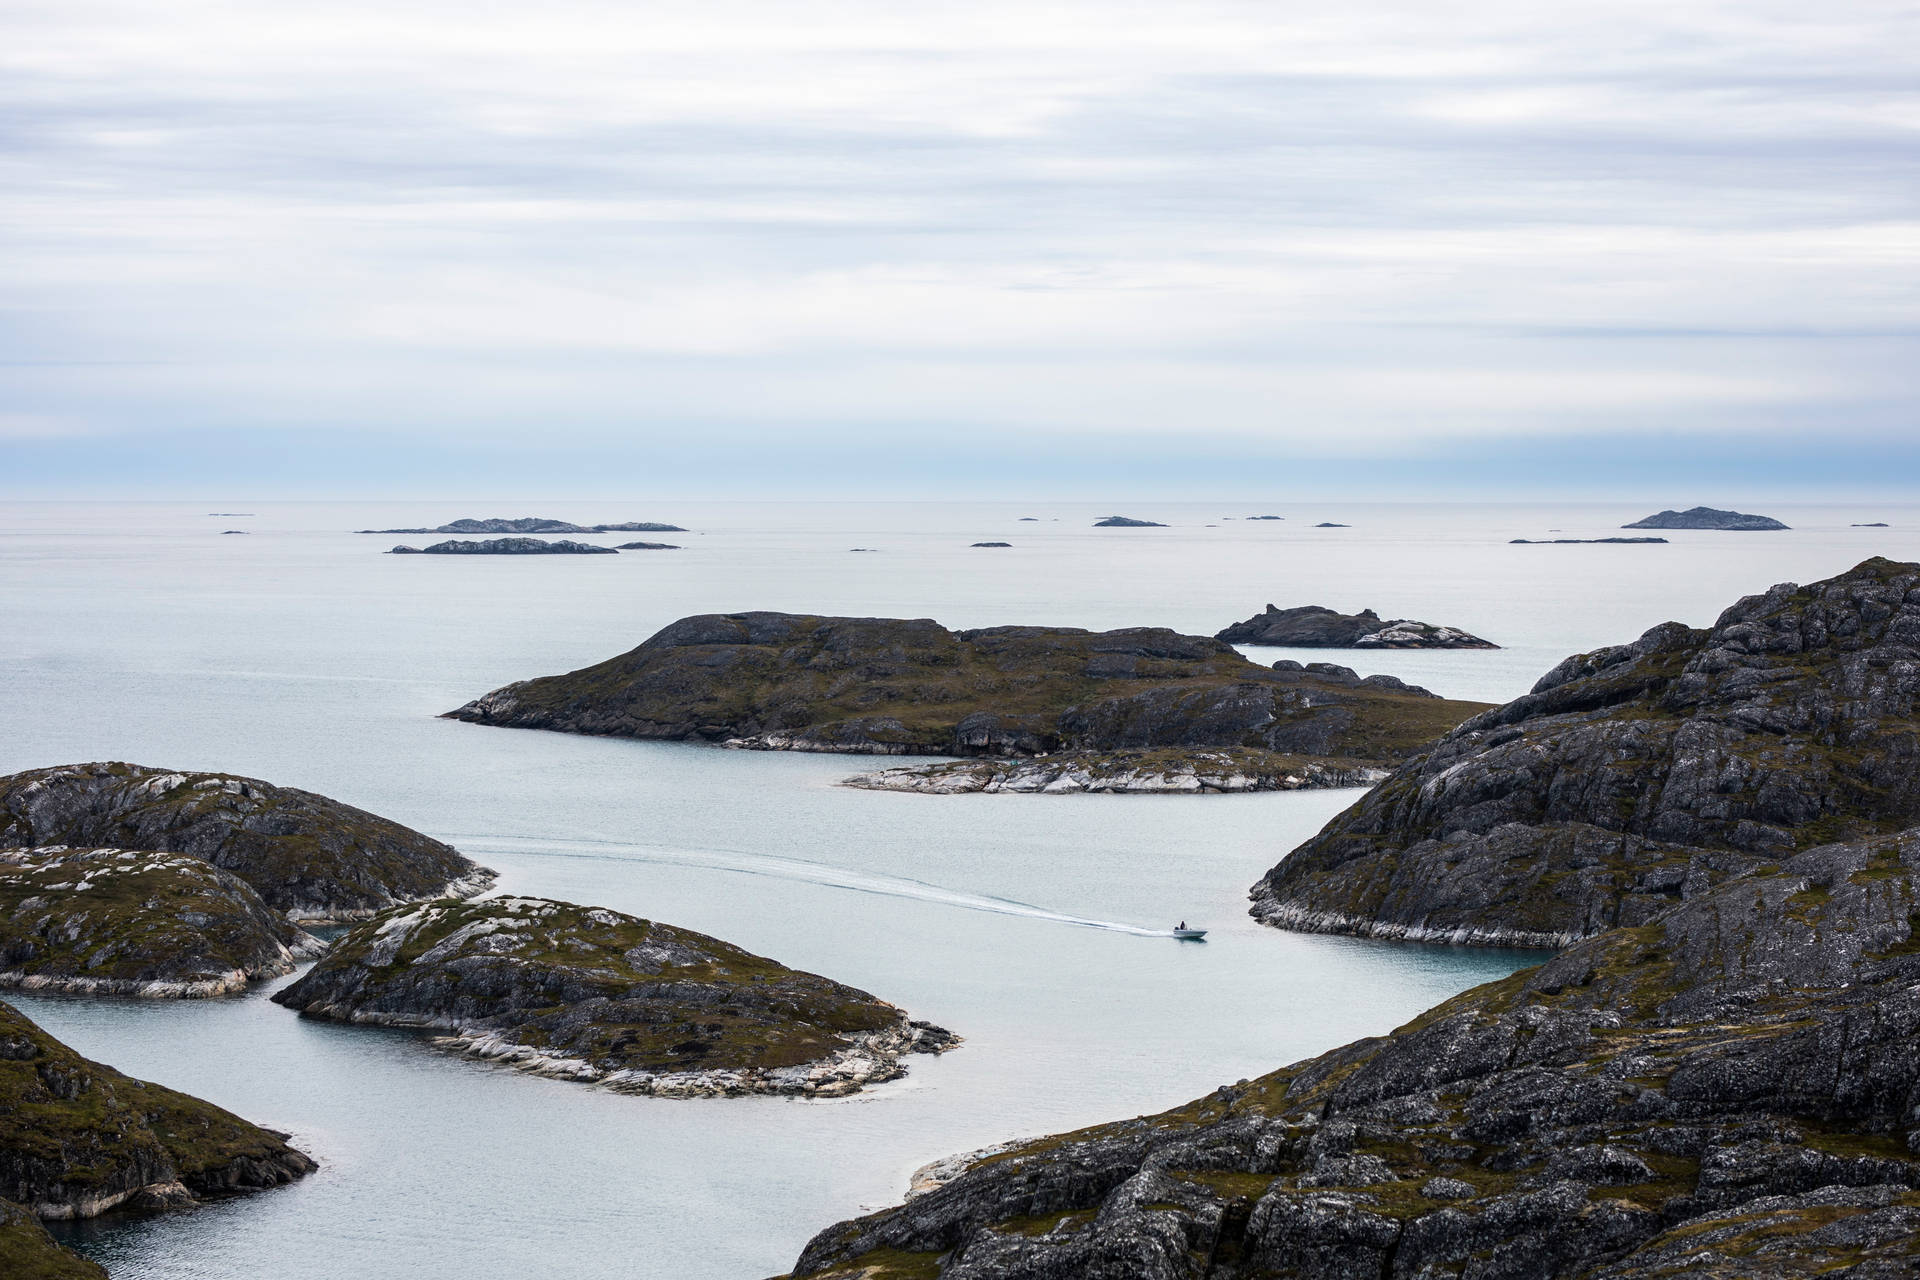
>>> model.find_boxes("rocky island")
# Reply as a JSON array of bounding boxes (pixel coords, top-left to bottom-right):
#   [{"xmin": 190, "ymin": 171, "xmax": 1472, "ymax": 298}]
[
  {"xmin": 1217, "ymin": 604, "xmax": 1497, "ymax": 649},
  {"xmin": 1251, "ymin": 556, "xmax": 1920, "ymax": 947},
  {"xmin": 0, "ymin": 763, "xmax": 494, "ymax": 921},
  {"xmin": 389, "ymin": 537, "xmax": 617, "ymax": 555},
  {"xmin": 1511, "ymin": 537, "xmax": 1667, "ymax": 544},
  {"xmin": 360, "ymin": 517, "xmax": 684, "ymax": 534},
  {"xmin": 0, "ymin": 999, "xmax": 314, "ymax": 1222},
  {"xmin": 1623, "ymin": 506, "xmax": 1788, "ymax": 531},
  {"xmin": 441, "ymin": 614, "xmax": 1488, "ymax": 778},
  {"xmin": 273, "ymin": 895, "xmax": 955, "ymax": 1097},
  {"xmin": 970, "ymin": 542, "xmax": 1012, "ymax": 548},
  {"xmin": 615, "ymin": 541, "xmax": 680, "ymax": 550},
  {"xmin": 0, "ymin": 846, "xmax": 324, "ymax": 996},
  {"xmin": 785, "ymin": 827, "xmax": 1920, "ymax": 1279},
  {"xmin": 1093, "ymin": 516, "xmax": 1166, "ymax": 527}
]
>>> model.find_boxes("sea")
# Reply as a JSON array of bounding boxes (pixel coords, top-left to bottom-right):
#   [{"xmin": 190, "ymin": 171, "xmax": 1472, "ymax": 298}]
[{"xmin": 3, "ymin": 499, "xmax": 1914, "ymax": 1279}]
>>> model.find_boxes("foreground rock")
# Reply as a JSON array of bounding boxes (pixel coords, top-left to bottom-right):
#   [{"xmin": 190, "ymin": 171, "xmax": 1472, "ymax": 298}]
[
  {"xmin": 0, "ymin": 763, "xmax": 494, "ymax": 922},
  {"xmin": 1093, "ymin": 516, "xmax": 1166, "ymax": 527},
  {"xmin": 444, "ymin": 614, "xmax": 1487, "ymax": 771},
  {"xmin": 389, "ymin": 537, "xmax": 616, "ymax": 555},
  {"xmin": 360, "ymin": 517, "xmax": 684, "ymax": 534},
  {"xmin": 1218, "ymin": 604, "xmax": 1497, "ymax": 649},
  {"xmin": 274, "ymin": 896, "xmax": 956, "ymax": 1098},
  {"xmin": 1623, "ymin": 506, "xmax": 1788, "ymax": 531},
  {"xmin": 844, "ymin": 748, "xmax": 1388, "ymax": 795},
  {"xmin": 0, "ymin": 1198, "xmax": 104, "ymax": 1279},
  {"xmin": 0, "ymin": 999, "xmax": 313, "ymax": 1220},
  {"xmin": 1511, "ymin": 537, "xmax": 1667, "ymax": 545},
  {"xmin": 1253, "ymin": 556, "xmax": 1920, "ymax": 947},
  {"xmin": 786, "ymin": 830, "xmax": 1920, "ymax": 1279},
  {"xmin": 1, "ymin": 847, "xmax": 324, "ymax": 997}
]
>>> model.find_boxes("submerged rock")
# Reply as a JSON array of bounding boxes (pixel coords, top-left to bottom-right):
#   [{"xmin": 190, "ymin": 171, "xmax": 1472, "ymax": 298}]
[
  {"xmin": 0, "ymin": 1000, "xmax": 313, "ymax": 1220},
  {"xmin": 1622, "ymin": 506, "xmax": 1788, "ymax": 531},
  {"xmin": 1093, "ymin": 516, "xmax": 1166, "ymax": 527},
  {"xmin": 842, "ymin": 748, "xmax": 1389, "ymax": 795},
  {"xmin": 274, "ymin": 896, "xmax": 956, "ymax": 1098},
  {"xmin": 1218, "ymin": 604, "xmax": 1497, "ymax": 649},
  {"xmin": 443, "ymin": 614, "xmax": 1487, "ymax": 771},
  {"xmin": 360, "ymin": 517, "xmax": 684, "ymax": 534},
  {"xmin": 0, "ymin": 762, "xmax": 494, "ymax": 922},
  {"xmin": 786, "ymin": 830, "xmax": 1920, "ymax": 1279},
  {"xmin": 388, "ymin": 537, "xmax": 616, "ymax": 555},
  {"xmin": 0, "ymin": 847, "xmax": 325, "ymax": 997},
  {"xmin": 1252, "ymin": 556, "xmax": 1920, "ymax": 947}
]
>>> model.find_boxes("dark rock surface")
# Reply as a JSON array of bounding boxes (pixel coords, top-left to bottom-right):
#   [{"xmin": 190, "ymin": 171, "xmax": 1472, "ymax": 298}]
[
  {"xmin": 1252, "ymin": 557, "xmax": 1920, "ymax": 947},
  {"xmin": 1093, "ymin": 516, "xmax": 1166, "ymax": 527},
  {"xmin": 1511, "ymin": 538, "xmax": 1668, "ymax": 545},
  {"xmin": 0, "ymin": 763, "xmax": 494, "ymax": 922},
  {"xmin": 360, "ymin": 517, "xmax": 684, "ymax": 534},
  {"xmin": 614, "ymin": 541, "xmax": 680, "ymax": 550},
  {"xmin": 1623, "ymin": 507, "xmax": 1789, "ymax": 531},
  {"xmin": 0, "ymin": 847, "xmax": 324, "ymax": 997},
  {"xmin": 1219, "ymin": 605, "xmax": 1497, "ymax": 650},
  {"xmin": 0, "ymin": 999, "xmax": 313, "ymax": 1220},
  {"xmin": 786, "ymin": 830, "xmax": 1920, "ymax": 1279},
  {"xmin": 388, "ymin": 537, "xmax": 616, "ymax": 555},
  {"xmin": 0, "ymin": 1198, "xmax": 105, "ymax": 1278},
  {"xmin": 275, "ymin": 896, "xmax": 956, "ymax": 1097},
  {"xmin": 442, "ymin": 613, "xmax": 1487, "ymax": 767}
]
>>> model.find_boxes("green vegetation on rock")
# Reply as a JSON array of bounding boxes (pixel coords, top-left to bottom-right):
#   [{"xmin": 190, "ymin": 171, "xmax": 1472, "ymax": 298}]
[{"xmin": 0, "ymin": 1199, "xmax": 105, "ymax": 1280}]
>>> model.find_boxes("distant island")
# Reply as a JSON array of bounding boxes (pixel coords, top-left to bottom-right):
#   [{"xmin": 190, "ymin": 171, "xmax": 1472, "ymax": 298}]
[
  {"xmin": 615, "ymin": 541, "xmax": 680, "ymax": 550},
  {"xmin": 1314, "ymin": 521, "xmax": 1348, "ymax": 527},
  {"xmin": 1092, "ymin": 515, "xmax": 1166, "ymax": 527},
  {"xmin": 1622, "ymin": 506, "xmax": 1788, "ymax": 530},
  {"xmin": 970, "ymin": 541, "xmax": 1011, "ymax": 548},
  {"xmin": 389, "ymin": 538, "xmax": 617, "ymax": 555},
  {"xmin": 1511, "ymin": 536, "xmax": 1668, "ymax": 544},
  {"xmin": 1247, "ymin": 514, "xmax": 1283, "ymax": 520},
  {"xmin": 1217, "ymin": 604, "xmax": 1497, "ymax": 649},
  {"xmin": 359, "ymin": 517, "xmax": 685, "ymax": 534},
  {"xmin": 1855, "ymin": 522, "xmax": 1890, "ymax": 527}
]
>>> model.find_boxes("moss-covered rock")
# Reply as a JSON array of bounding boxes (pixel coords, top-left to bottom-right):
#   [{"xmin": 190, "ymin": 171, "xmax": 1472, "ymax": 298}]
[
  {"xmin": 1253, "ymin": 557, "xmax": 1920, "ymax": 946},
  {"xmin": 0, "ymin": 1199, "xmax": 104, "ymax": 1280},
  {"xmin": 785, "ymin": 830, "xmax": 1920, "ymax": 1278},
  {"xmin": 0, "ymin": 998, "xmax": 314, "ymax": 1220},
  {"xmin": 0, "ymin": 763, "xmax": 495, "ymax": 922},
  {"xmin": 274, "ymin": 896, "xmax": 956, "ymax": 1097},
  {"xmin": 444, "ymin": 614, "xmax": 1486, "ymax": 773},
  {"xmin": 0, "ymin": 846, "xmax": 325, "ymax": 997}
]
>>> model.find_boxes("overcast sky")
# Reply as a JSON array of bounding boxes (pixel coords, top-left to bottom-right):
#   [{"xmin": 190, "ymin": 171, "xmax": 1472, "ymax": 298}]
[{"xmin": 3, "ymin": 0, "xmax": 1916, "ymax": 496}]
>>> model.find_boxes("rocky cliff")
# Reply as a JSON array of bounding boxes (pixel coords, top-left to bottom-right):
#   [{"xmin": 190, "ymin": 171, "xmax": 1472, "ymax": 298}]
[
  {"xmin": 0, "ymin": 999, "xmax": 314, "ymax": 1220},
  {"xmin": 274, "ymin": 896, "xmax": 956, "ymax": 1098},
  {"xmin": 1252, "ymin": 557, "xmax": 1920, "ymax": 947},
  {"xmin": 0, "ymin": 763, "xmax": 494, "ymax": 922},
  {"xmin": 1217, "ymin": 605, "xmax": 1497, "ymax": 649},
  {"xmin": 1, "ymin": 846, "xmax": 325, "ymax": 997},
  {"xmin": 785, "ymin": 828, "xmax": 1920, "ymax": 1279},
  {"xmin": 443, "ymin": 614, "xmax": 1486, "ymax": 769}
]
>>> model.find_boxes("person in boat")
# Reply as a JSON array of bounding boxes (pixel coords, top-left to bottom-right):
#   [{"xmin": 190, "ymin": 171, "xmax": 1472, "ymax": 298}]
[{"xmin": 1177, "ymin": 920, "xmax": 1186, "ymax": 930}]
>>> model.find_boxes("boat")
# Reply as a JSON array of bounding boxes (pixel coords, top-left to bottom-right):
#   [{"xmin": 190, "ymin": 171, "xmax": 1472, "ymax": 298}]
[{"xmin": 1172, "ymin": 926, "xmax": 1207, "ymax": 941}]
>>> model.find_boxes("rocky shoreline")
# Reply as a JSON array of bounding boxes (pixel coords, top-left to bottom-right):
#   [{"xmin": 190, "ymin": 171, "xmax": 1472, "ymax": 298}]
[{"xmin": 842, "ymin": 749, "xmax": 1389, "ymax": 795}]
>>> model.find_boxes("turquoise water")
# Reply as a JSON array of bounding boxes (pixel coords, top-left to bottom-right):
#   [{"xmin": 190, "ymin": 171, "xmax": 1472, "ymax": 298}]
[{"xmin": 4, "ymin": 500, "xmax": 1915, "ymax": 1278}]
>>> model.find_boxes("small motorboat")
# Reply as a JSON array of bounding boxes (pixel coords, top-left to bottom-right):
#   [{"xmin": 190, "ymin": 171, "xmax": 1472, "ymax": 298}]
[{"xmin": 1172, "ymin": 925, "xmax": 1207, "ymax": 941}]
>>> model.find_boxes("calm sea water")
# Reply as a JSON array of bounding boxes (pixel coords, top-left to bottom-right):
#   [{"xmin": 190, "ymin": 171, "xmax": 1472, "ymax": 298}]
[{"xmin": 4, "ymin": 499, "xmax": 1915, "ymax": 1279}]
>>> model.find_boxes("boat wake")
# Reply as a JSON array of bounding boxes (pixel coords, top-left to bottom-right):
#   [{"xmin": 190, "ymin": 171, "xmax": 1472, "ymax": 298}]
[{"xmin": 445, "ymin": 833, "xmax": 1188, "ymax": 937}]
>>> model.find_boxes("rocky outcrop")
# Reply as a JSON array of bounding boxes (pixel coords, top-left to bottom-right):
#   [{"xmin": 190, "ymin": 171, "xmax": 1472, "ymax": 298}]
[
  {"xmin": 1511, "ymin": 538, "xmax": 1667, "ymax": 545},
  {"xmin": 1219, "ymin": 605, "xmax": 1497, "ymax": 650},
  {"xmin": 1251, "ymin": 557, "xmax": 1920, "ymax": 947},
  {"xmin": 443, "ymin": 614, "xmax": 1487, "ymax": 771},
  {"xmin": 0, "ymin": 847, "xmax": 325, "ymax": 997},
  {"xmin": 1093, "ymin": 517, "xmax": 1166, "ymax": 527},
  {"xmin": 615, "ymin": 541, "xmax": 680, "ymax": 550},
  {"xmin": 388, "ymin": 538, "xmax": 616, "ymax": 554},
  {"xmin": 971, "ymin": 542, "xmax": 1012, "ymax": 548},
  {"xmin": 0, "ymin": 1000, "xmax": 314, "ymax": 1220},
  {"xmin": 1623, "ymin": 507, "xmax": 1788, "ymax": 531},
  {"xmin": 0, "ymin": 1199, "xmax": 105, "ymax": 1279},
  {"xmin": 274, "ymin": 896, "xmax": 956, "ymax": 1098},
  {"xmin": 786, "ymin": 830, "xmax": 1920, "ymax": 1279},
  {"xmin": 0, "ymin": 763, "xmax": 494, "ymax": 922},
  {"xmin": 843, "ymin": 749, "xmax": 1389, "ymax": 795},
  {"xmin": 360, "ymin": 517, "xmax": 684, "ymax": 534}
]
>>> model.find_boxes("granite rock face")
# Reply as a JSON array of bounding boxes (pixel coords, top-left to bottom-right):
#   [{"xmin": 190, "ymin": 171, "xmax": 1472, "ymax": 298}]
[
  {"xmin": 1219, "ymin": 605, "xmax": 1497, "ymax": 650},
  {"xmin": 274, "ymin": 896, "xmax": 956, "ymax": 1098},
  {"xmin": 787, "ymin": 830, "xmax": 1920, "ymax": 1279},
  {"xmin": 843, "ymin": 748, "xmax": 1389, "ymax": 795},
  {"xmin": 0, "ymin": 847, "xmax": 325, "ymax": 997},
  {"xmin": 360, "ymin": 517, "xmax": 684, "ymax": 534},
  {"xmin": 0, "ymin": 1000, "xmax": 313, "ymax": 1220},
  {"xmin": 443, "ymin": 613, "xmax": 1487, "ymax": 768},
  {"xmin": 0, "ymin": 763, "xmax": 494, "ymax": 922},
  {"xmin": 1252, "ymin": 557, "xmax": 1920, "ymax": 947},
  {"xmin": 1622, "ymin": 507, "xmax": 1788, "ymax": 531},
  {"xmin": 388, "ymin": 537, "xmax": 616, "ymax": 555}
]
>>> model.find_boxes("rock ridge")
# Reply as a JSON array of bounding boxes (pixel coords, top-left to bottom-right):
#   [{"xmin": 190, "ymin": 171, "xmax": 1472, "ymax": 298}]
[{"xmin": 1218, "ymin": 605, "xmax": 1497, "ymax": 649}]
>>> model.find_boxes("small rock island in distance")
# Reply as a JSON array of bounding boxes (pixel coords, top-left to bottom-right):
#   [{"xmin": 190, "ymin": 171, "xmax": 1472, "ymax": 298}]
[
  {"xmin": 1511, "ymin": 536, "xmax": 1667, "ymax": 544},
  {"xmin": 359, "ymin": 516, "xmax": 685, "ymax": 534},
  {"xmin": 1622, "ymin": 505, "xmax": 1788, "ymax": 530},
  {"xmin": 1217, "ymin": 604, "xmax": 1497, "ymax": 649},
  {"xmin": 1092, "ymin": 515, "xmax": 1166, "ymax": 527},
  {"xmin": 389, "ymin": 537, "xmax": 618, "ymax": 555}
]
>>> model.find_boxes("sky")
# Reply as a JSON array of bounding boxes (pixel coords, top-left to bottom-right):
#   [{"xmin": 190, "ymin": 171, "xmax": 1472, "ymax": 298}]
[{"xmin": 2, "ymin": 0, "xmax": 1916, "ymax": 497}]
